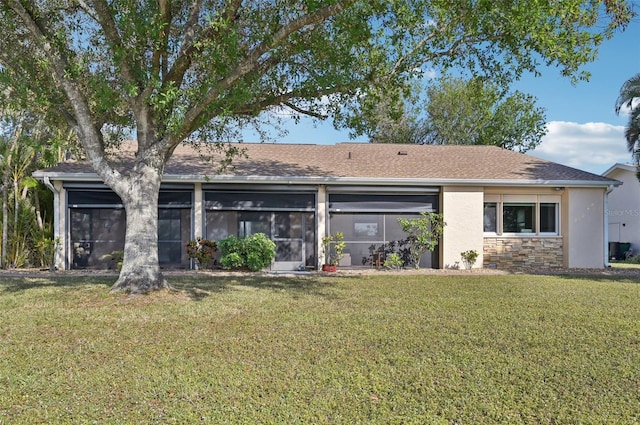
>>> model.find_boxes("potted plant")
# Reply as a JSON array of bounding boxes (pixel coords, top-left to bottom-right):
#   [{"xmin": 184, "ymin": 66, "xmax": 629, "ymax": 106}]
[{"xmin": 321, "ymin": 232, "xmax": 346, "ymax": 272}]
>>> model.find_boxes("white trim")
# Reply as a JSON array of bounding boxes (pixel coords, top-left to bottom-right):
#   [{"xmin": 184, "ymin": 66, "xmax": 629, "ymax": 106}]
[
  {"xmin": 485, "ymin": 195, "xmax": 560, "ymax": 236},
  {"xmin": 602, "ymin": 163, "xmax": 636, "ymax": 177},
  {"xmin": 32, "ymin": 171, "xmax": 620, "ymax": 189}
]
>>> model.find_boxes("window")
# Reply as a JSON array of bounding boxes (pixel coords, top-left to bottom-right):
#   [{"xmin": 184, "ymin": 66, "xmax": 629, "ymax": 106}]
[
  {"xmin": 484, "ymin": 198, "xmax": 559, "ymax": 235},
  {"xmin": 503, "ymin": 203, "xmax": 535, "ymax": 233},
  {"xmin": 483, "ymin": 203, "xmax": 497, "ymax": 233},
  {"xmin": 539, "ymin": 203, "xmax": 558, "ymax": 234},
  {"xmin": 238, "ymin": 212, "xmax": 272, "ymax": 237}
]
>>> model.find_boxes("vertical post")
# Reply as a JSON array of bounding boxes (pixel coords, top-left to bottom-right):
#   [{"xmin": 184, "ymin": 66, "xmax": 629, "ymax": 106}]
[
  {"xmin": 44, "ymin": 177, "xmax": 65, "ymax": 270},
  {"xmin": 193, "ymin": 182, "xmax": 203, "ymax": 238},
  {"xmin": 317, "ymin": 185, "xmax": 327, "ymax": 269}
]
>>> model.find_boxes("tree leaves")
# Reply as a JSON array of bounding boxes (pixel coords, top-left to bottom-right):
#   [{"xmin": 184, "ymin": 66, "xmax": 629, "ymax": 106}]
[
  {"xmin": 615, "ymin": 73, "xmax": 640, "ymax": 166},
  {"xmin": 369, "ymin": 76, "xmax": 547, "ymax": 152}
]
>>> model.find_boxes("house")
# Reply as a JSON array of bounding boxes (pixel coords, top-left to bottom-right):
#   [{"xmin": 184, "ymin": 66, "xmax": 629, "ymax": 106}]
[
  {"xmin": 33, "ymin": 142, "xmax": 620, "ymax": 271},
  {"xmin": 602, "ymin": 163, "xmax": 640, "ymax": 260}
]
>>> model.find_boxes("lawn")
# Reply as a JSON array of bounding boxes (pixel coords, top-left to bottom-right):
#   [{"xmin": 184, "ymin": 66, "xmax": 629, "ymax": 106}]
[{"xmin": 0, "ymin": 272, "xmax": 639, "ymax": 424}]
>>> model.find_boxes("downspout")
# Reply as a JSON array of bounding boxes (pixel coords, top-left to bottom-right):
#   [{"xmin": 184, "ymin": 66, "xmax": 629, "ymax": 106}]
[
  {"xmin": 604, "ymin": 184, "xmax": 615, "ymax": 268},
  {"xmin": 43, "ymin": 177, "xmax": 61, "ymax": 270}
]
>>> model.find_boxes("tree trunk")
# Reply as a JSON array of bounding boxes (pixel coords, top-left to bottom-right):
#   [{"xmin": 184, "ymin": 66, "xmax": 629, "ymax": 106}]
[
  {"xmin": 33, "ymin": 188, "xmax": 44, "ymax": 231},
  {"xmin": 1, "ymin": 185, "xmax": 7, "ymax": 269},
  {"xmin": 110, "ymin": 173, "xmax": 170, "ymax": 294}
]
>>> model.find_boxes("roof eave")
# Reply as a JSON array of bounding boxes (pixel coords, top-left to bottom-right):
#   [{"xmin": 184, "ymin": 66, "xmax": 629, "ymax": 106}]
[
  {"xmin": 164, "ymin": 175, "xmax": 623, "ymax": 188},
  {"xmin": 602, "ymin": 163, "xmax": 636, "ymax": 177},
  {"xmin": 32, "ymin": 171, "xmax": 619, "ymax": 188}
]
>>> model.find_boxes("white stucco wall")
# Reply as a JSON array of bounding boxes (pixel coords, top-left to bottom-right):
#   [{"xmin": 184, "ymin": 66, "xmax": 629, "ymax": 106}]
[
  {"xmin": 565, "ymin": 187, "xmax": 607, "ymax": 268},
  {"xmin": 441, "ymin": 186, "xmax": 484, "ymax": 268},
  {"xmin": 604, "ymin": 166, "xmax": 640, "ymax": 253}
]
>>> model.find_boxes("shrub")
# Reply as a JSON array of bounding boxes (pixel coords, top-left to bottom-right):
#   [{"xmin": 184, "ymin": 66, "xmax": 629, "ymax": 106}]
[
  {"xmin": 218, "ymin": 235, "xmax": 243, "ymax": 269},
  {"xmin": 363, "ymin": 239, "xmax": 412, "ymax": 267},
  {"xmin": 218, "ymin": 233, "xmax": 276, "ymax": 271},
  {"xmin": 220, "ymin": 252, "xmax": 244, "ymax": 269},
  {"xmin": 384, "ymin": 253, "xmax": 404, "ymax": 269},
  {"xmin": 398, "ymin": 212, "xmax": 446, "ymax": 269},
  {"xmin": 34, "ymin": 236, "xmax": 61, "ymax": 270},
  {"xmin": 460, "ymin": 249, "xmax": 479, "ymax": 269},
  {"xmin": 243, "ymin": 233, "xmax": 276, "ymax": 271},
  {"xmin": 99, "ymin": 250, "xmax": 124, "ymax": 271},
  {"xmin": 186, "ymin": 237, "xmax": 217, "ymax": 269}
]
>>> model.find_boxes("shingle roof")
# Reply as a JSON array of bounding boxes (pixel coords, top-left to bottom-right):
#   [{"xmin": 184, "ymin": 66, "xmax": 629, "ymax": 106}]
[{"xmin": 35, "ymin": 142, "xmax": 617, "ymax": 186}]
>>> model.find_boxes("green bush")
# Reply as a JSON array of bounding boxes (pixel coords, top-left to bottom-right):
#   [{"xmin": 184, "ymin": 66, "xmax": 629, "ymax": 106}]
[
  {"xmin": 220, "ymin": 252, "xmax": 244, "ymax": 269},
  {"xmin": 218, "ymin": 233, "xmax": 276, "ymax": 271},
  {"xmin": 460, "ymin": 249, "xmax": 479, "ymax": 269},
  {"xmin": 243, "ymin": 233, "xmax": 276, "ymax": 271},
  {"xmin": 218, "ymin": 235, "xmax": 243, "ymax": 269},
  {"xmin": 384, "ymin": 252, "xmax": 403, "ymax": 269}
]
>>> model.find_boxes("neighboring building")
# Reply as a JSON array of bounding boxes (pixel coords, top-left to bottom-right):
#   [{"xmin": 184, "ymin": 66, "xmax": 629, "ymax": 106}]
[
  {"xmin": 33, "ymin": 142, "xmax": 619, "ymax": 271},
  {"xmin": 602, "ymin": 163, "xmax": 640, "ymax": 260}
]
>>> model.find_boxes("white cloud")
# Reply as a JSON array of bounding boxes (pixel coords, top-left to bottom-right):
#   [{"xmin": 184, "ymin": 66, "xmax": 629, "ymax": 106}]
[
  {"xmin": 528, "ymin": 121, "xmax": 632, "ymax": 175},
  {"xmin": 422, "ymin": 68, "xmax": 438, "ymax": 80}
]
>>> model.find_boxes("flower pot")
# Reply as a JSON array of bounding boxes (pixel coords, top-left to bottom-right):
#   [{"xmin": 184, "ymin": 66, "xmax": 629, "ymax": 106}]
[{"xmin": 322, "ymin": 264, "xmax": 337, "ymax": 272}]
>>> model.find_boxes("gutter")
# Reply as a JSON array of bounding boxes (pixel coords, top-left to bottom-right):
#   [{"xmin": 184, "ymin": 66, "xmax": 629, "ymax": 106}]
[
  {"xmin": 604, "ymin": 184, "xmax": 615, "ymax": 268},
  {"xmin": 32, "ymin": 171, "xmax": 623, "ymax": 189}
]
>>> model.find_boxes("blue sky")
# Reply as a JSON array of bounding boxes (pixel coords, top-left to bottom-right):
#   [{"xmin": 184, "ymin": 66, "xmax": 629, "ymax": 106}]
[
  {"xmin": 518, "ymin": 21, "xmax": 640, "ymax": 174},
  {"xmin": 244, "ymin": 20, "xmax": 640, "ymax": 176}
]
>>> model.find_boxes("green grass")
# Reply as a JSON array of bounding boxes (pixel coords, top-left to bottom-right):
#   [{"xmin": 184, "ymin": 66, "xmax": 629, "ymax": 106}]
[{"xmin": 1, "ymin": 273, "xmax": 639, "ymax": 424}]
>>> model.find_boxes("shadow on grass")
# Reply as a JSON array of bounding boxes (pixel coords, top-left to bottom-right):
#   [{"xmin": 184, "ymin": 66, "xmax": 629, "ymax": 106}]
[
  {"xmin": 171, "ymin": 274, "xmax": 340, "ymax": 301},
  {"xmin": 539, "ymin": 272, "xmax": 640, "ymax": 284},
  {"xmin": 0, "ymin": 274, "xmax": 114, "ymax": 293},
  {"xmin": 0, "ymin": 271, "xmax": 340, "ymax": 301}
]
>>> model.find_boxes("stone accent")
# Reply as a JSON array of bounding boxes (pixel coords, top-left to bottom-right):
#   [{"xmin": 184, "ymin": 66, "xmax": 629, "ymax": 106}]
[{"xmin": 484, "ymin": 237, "xmax": 563, "ymax": 269}]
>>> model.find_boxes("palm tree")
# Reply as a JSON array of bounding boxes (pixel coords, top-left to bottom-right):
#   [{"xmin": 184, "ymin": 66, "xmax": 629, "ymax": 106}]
[{"xmin": 615, "ymin": 73, "xmax": 640, "ymax": 164}]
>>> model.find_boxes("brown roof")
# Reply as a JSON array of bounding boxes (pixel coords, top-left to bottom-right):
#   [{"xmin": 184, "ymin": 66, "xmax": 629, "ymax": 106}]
[{"xmin": 35, "ymin": 142, "xmax": 617, "ymax": 186}]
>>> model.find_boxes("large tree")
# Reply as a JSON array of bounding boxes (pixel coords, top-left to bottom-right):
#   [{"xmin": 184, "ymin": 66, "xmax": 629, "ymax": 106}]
[
  {"xmin": 370, "ymin": 76, "xmax": 548, "ymax": 152},
  {"xmin": 426, "ymin": 77, "xmax": 547, "ymax": 152},
  {"xmin": 0, "ymin": 1, "xmax": 633, "ymax": 293},
  {"xmin": 615, "ymin": 73, "xmax": 640, "ymax": 169}
]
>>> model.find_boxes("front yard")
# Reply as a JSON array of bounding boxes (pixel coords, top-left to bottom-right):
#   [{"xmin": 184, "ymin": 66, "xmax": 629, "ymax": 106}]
[{"xmin": 1, "ymin": 272, "xmax": 638, "ymax": 424}]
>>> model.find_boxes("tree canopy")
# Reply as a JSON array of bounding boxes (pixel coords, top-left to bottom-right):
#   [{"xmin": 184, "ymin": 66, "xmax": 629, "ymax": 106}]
[
  {"xmin": 370, "ymin": 76, "xmax": 548, "ymax": 152},
  {"xmin": 615, "ymin": 72, "xmax": 640, "ymax": 170},
  {"xmin": 0, "ymin": 0, "xmax": 633, "ymax": 292}
]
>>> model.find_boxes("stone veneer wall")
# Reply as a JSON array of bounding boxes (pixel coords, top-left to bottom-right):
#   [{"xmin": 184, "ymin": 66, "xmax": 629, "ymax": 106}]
[{"xmin": 483, "ymin": 237, "xmax": 563, "ymax": 269}]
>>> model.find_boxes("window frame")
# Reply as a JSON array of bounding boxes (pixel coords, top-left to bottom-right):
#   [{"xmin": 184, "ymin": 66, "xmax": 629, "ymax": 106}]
[
  {"xmin": 502, "ymin": 202, "xmax": 536, "ymax": 235},
  {"xmin": 538, "ymin": 202, "xmax": 559, "ymax": 236},
  {"xmin": 483, "ymin": 195, "xmax": 560, "ymax": 236}
]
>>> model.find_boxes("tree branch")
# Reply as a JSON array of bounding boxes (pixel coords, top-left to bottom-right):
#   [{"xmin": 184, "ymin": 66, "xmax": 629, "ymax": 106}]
[
  {"xmin": 164, "ymin": 0, "xmax": 241, "ymax": 91},
  {"xmin": 3, "ymin": 0, "xmax": 122, "ymax": 190},
  {"xmin": 90, "ymin": 0, "xmax": 140, "ymax": 93},
  {"xmin": 178, "ymin": 1, "xmax": 351, "ymax": 140},
  {"xmin": 152, "ymin": 0, "xmax": 172, "ymax": 79},
  {"xmin": 74, "ymin": 0, "xmax": 99, "ymax": 21},
  {"xmin": 283, "ymin": 102, "xmax": 329, "ymax": 120}
]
